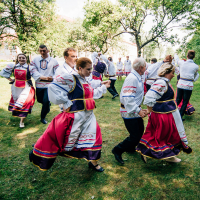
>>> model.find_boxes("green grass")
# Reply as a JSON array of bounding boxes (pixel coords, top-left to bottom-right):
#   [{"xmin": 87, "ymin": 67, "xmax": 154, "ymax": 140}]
[{"xmin": 0, "ymin": 66, "xmax": 200, "ymax": 200}]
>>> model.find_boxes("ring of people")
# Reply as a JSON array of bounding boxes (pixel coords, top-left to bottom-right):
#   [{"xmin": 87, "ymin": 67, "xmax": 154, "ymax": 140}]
[{"xmin": 0, "ymin": 46, "xmax": 198, "ymax": 172}]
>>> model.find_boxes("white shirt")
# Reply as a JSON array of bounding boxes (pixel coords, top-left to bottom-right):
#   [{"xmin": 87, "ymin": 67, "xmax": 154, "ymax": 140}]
[
  {"xmin": 48, "ymin": 72, "xmax": 107, "ymax": 110},
  {"xmin": 0, "ymin": 63, "xmax": 15, "ymax": 78},
  {"xmin": 100, "ymin": 56, "xmax": 116, "ymax": 80},
  {"xmin": 30, "ymin": 55, "xmax": 59, "ymax": 88},
  {"xmin": 116, "ymin": 61, "xmax": 123, "ymax": 70},
  {"xmin": 124, "ymin": 60, "xmax": 132, "ymax": 72},
  {"xmin": 177, "ymin": 59, "xmax": 199, "ymax": 90},
  {"xmin": 146, "ymin": 61, "xmax": 163, "ymax": 85},
  {"xmin": 59, "ymin": 62, "xmax": 102, "ymax": 89},
  {"xmin": 120, "ymin": 69, "xmax": 144, "ymax": 119}
]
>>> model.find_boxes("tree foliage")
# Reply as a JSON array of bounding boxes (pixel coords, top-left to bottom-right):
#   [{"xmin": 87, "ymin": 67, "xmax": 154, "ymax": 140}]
[
  {"xmin": 0, "ymin": 0, "xmax": 54, "ymax": 55},
  {"xmin": 84, "ymin": 0, "xmax": 198, "ymax": 56},
  {"xmin": 83, "ymin": 0, "xmax": 122, "ymax": 53}
]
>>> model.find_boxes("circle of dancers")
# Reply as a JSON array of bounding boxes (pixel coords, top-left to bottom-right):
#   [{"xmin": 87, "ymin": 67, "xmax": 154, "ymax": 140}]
[{"xmin": 0, "ymin": 45, "xmax": 198, "ymax": 172}]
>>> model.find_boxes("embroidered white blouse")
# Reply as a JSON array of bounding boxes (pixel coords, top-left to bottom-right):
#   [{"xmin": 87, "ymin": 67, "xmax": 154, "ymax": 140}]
[
  {"xmin": 48, "ymin": 72, "xmax": 107, "ymax": 110},
  {"xmin": 30, "ymin": 55, "xmax": 59, "ymax": 88},
  {"xmin": 146, "ymin": 61, "xmax": 163, "ymax": 85},
  {"xmin": 177, "ymin": 59, "xmax": 199, "ymax": 90},
  {"xmin": 124, "ymin": 60, "xmax": 132, "ymax": 72},
  {"xmin": 120, "ymin": 69, "xmax": 144, "ymax": 119}
]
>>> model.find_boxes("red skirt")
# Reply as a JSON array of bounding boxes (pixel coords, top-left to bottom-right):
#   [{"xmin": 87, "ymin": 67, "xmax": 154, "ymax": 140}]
[
  {"xmin": 29, "ymin": 112, "xmax": 102, "ymax": 171},
  {"xmin": 136, "ymin": 112, "xmax": 192, "ymax": 159},
  {"xmin": 8, "ymin": 87, "xmax": 35, "ymax": 118}
]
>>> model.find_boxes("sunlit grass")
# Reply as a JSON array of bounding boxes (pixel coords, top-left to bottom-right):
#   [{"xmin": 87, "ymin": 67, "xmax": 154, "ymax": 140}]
[{"xmin": 0, "ymin": 63, "xmax": 200, "ymax": 199}]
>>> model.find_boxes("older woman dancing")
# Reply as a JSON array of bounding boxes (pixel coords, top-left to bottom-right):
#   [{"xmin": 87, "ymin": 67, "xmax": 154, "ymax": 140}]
[{"xmin": 136, "ymin": 63, "xmax": 192, "ymax": 163}]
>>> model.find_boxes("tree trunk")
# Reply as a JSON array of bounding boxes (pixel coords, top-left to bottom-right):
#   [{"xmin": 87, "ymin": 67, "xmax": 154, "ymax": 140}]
[{"xmin": 135, "ymin": 34, "xmax": 141, "ymax": 57}]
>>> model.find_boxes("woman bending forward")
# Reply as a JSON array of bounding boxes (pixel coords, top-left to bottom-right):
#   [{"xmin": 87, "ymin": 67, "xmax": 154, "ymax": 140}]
[
  {"xmin": 136, "ymin": 63, "xmax": 192, "ymax": 163},
  {"xmin": 29, "ymin": 57, "xmax": 110, "ymax": 172}
]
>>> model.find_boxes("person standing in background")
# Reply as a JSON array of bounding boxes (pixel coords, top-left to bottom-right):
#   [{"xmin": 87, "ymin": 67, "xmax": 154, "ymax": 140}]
[
  {"xmin": 116, "ymin": 58, "xmax": 123, "ymax": 81},
  {"xmin": 124, "ymin": 56, "xmax": 132, "ymax": 76}
]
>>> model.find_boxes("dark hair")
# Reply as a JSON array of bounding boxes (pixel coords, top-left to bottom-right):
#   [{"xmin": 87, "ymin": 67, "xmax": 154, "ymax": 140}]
[
  {"xmin": 63, "ymin": 47, "xmax": 76, "ymax": 57},
  {"xmin": 76, "ymin": 57, "xmax": 92, "ymax": 70},
  {"xmin": 15, "ymin": 53, "xmax": 27, "ymax": 65},
  {"xmin": 108, "ymin": 57, "xmax": 112, "ymax": 61},
  {"xmin": 39, "ymin": 44, "xmax": 47, "ymax": 49},
  {"xmin": 187, "ymin": 50, "xmax": 195, "ymax": 59},
  {"xmin": 151, "ymin": 58, "xmax": 157, "ymax": 63}
]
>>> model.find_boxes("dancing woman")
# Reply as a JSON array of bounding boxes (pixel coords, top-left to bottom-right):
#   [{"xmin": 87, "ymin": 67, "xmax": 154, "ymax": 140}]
[
  {"xmin": 29, "ymin": 57, "xmax": 110, "ymax": 172},
  {"xmin": 136, "ymin": 63, "xmax": 192, "ymax": 163},
  {"xmin": 0, "ymin": 53, "xmax": 35, "ymax": 128}
]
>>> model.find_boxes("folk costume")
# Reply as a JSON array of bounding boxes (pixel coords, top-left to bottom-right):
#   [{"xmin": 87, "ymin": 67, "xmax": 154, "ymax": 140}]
[
  {"xmin": 124, "ymin": 59, "xmax": 132, "ymax": 76},
  {"xmin": 136, "ymin": 78, "xmax": 192, "ymax": 160},
  {"xmin": 91, "ymin": 52, "xmax": 107, "ymax": 81},
  {"xmin": 113, "ymin": 69, "xmax": 144, "ymax": 154},
  {"xmin": 116, "ymin": 61, "xmax": 123, "ymax": 76},
  {"xmin": 101, "ymin": 56, "xmax": 119, "ymax": 98},
  {"xmin": 29, "ymin": 71, "xmax": 107, "ymax": 171},
  {"xmin": 146, "ymin": 61, "xmax": 163, "ymax": 91},
  {"xmin": 175, "ymin": 60, "xmax": 195, "ymax": 116},
  {"xmin": 0, "ymin": 63, "xmax": 35, "ymax": 118},
  {"xmin": 30, "ymin": 55, "xmax": 59, "ymax": 120},
  {"xmin": 176, "ymin": 59, "xmax": 199, "ymax": 118}
]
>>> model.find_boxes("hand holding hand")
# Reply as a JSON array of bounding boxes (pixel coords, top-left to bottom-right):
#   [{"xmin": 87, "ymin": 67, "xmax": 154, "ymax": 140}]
[
  {"xmin": 47, "ymin": 76, "xmax": 53, "ymax": 82},
  {"xmin": 101, "ymin": 80, "xmax": 111, "ymax": 88},
  {"xmin": 138, "ymin": 109, "xmax": 147, "ymax": 118}
]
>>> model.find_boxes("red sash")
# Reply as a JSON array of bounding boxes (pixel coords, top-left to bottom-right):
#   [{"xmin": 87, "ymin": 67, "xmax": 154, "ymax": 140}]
[
  {"xmin": 82, "ymin": 83, "xmax": 95, "ymax": 110},
  {"xmin": 14, "ymin": 69, "xmax": 27, "ymax": 88}
]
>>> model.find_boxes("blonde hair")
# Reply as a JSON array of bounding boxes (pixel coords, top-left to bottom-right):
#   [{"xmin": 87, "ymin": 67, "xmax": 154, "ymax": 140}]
[{"xmin": 157, "ymin": 63, "xmax": 175, "ymax": 77}]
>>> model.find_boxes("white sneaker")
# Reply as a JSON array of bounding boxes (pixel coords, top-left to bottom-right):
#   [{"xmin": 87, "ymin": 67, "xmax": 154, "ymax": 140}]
[
  {"xmin": 19, "ymin": 123, "xmax": 25, "ymax": 128},
  {"xmin": 165, "ymin": 157, "xmax": 181, "ymax": 163}
]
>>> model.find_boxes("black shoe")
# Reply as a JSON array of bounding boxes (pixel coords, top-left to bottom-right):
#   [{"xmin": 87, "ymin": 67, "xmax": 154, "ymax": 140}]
[
  {"xmin": 112, "ymin": 94, "xmax": 119, "ymax": 99},
  {"xmin": 41, "ymin": 118, "xmax": 48, "ymax": 124},
  {"xmin": 99, "ymin": 96, "xmax": 104, "ymax": 99},
  {"xmin": 112, "ymin": 148, "xmax": 124, "ymax": 164},
  {"xmin": 88, "ymin": 161, "xmax": 104, "ymax": 172},
  {"xmin": 182, "ymin": 118, "xmax": 185, "ymax": 121}
]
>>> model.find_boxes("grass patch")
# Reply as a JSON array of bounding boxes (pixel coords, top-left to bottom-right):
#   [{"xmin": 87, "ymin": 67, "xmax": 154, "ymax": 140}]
[{"xmin": 0, "ymin": 66, "xmax": 200, "ymax": 199}]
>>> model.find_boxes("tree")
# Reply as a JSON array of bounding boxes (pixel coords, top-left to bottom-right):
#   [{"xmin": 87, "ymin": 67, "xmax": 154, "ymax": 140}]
[
  {"xmin": 0, "ymin": 0, "xmax": 54, "ymax": 57},
  {"xmin": 83, "ymin": 0, "xmax": 122, "ymax": 53},
  {"xmin": 177, "ymin": 31, "xmax": 200, "ymax": 64},
  {"xmin": 84, "ymin": 0, "xmax": 198, "ymax": 56}
]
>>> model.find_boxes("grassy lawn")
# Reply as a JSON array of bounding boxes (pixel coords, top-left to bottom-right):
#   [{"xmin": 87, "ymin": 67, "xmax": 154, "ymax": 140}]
[{"xmin": 0, "ymin": 63, "xmax": 200, "ymax": 200}]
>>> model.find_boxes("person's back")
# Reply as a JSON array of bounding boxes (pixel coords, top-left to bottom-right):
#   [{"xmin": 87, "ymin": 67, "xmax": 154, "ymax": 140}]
[
  {"xmin": 179, "ymin": 60, "xmax": 199, "ymax": 80},
  {"xmin": 176, "ymin": 50, "xmax": 199, "ymax": 119}
]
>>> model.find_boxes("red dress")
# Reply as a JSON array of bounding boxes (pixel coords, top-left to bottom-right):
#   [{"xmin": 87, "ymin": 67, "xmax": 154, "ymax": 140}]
[{"xmin": 137, "ymin": 79, "xmax": 192, "ymax": 159}]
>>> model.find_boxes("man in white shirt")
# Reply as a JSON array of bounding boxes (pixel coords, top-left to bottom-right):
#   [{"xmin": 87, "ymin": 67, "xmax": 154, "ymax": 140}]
[
  {"xmin": 112, "ymin": 57, "xmax": 147, "ymax": 164},
  {"xmin": 124, "ymin": 56, "xmax": 132, "ymax": 76},
  {"xmin": 105, "ymin": 57, "xmax": 119, "ymax": 99},
  {"xmin": 176, "ymin": 50, "xmax": 199, "ymax": 119},
  {"xmin": 30, "ymin": 45, "xmax": 59, "ymax": 124}
]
